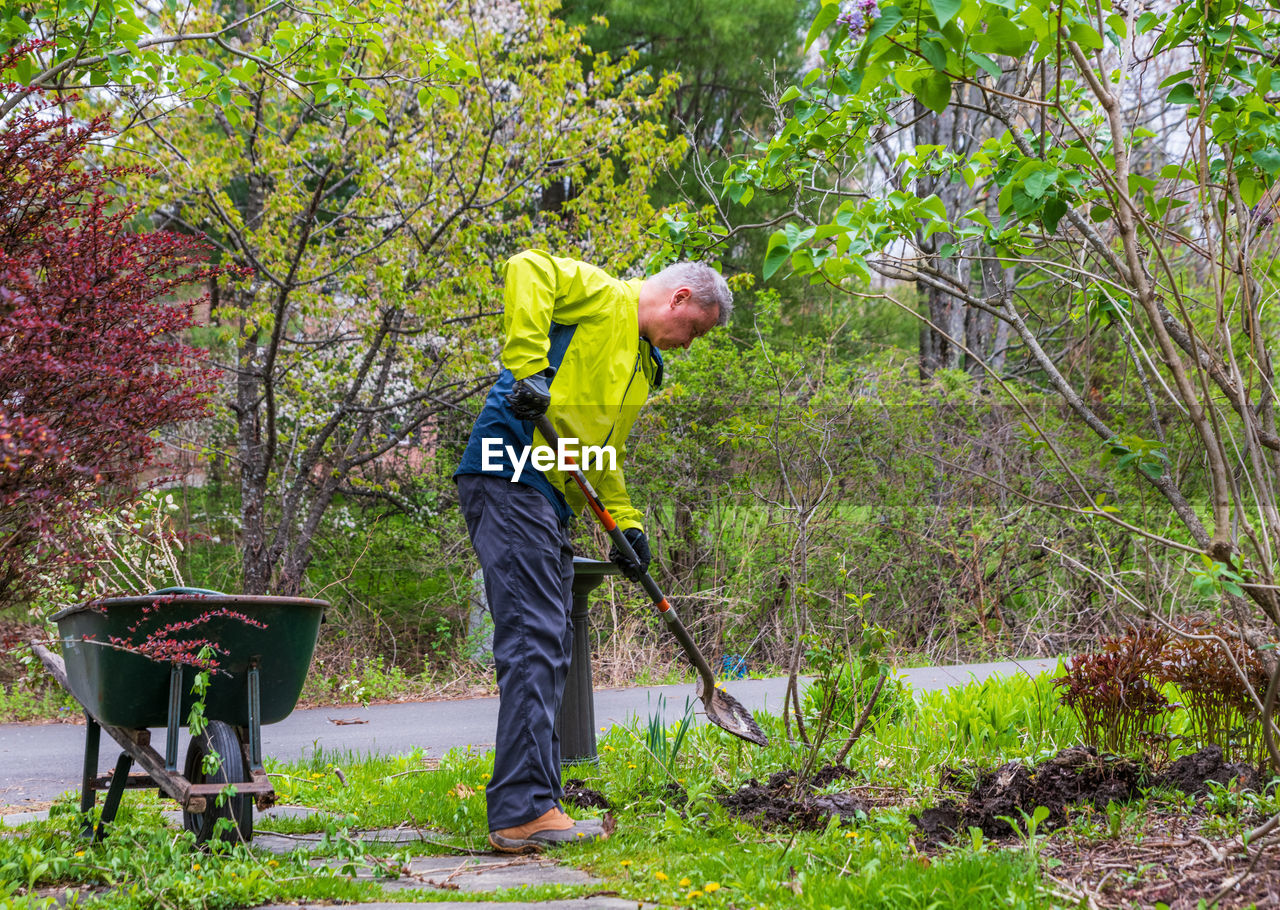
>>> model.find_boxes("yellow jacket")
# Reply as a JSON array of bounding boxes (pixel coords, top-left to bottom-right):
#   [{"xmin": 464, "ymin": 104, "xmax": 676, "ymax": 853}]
[{"xmin": 457, "ymin": 250, "xmax": 662, "ymax": 530}]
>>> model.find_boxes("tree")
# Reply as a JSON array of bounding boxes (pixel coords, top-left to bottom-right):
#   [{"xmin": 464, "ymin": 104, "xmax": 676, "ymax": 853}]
[
  {"xmin": 0, "ymin": 0, "xmax": 392, "ymax": 122},
  {"xmin": 560, "ymin": 0, "xmax": 825, "ymax": 331},
  {"xmin": 119, "ymin": 0, "xmax": 681, "ymax": 595},
  {"xmin": 560, "ymin": 0, "xmax": 808, "ymax": 152},
  {"xmin": 0, "ymin": 94, "xmax": 219, "ymax": 611},
  {"xmin": 736, "ymin": 0, "xmax": 1280, "ymax": 652}
]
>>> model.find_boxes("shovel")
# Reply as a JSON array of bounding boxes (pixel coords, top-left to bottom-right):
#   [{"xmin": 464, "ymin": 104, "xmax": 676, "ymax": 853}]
[{"xmin": 535, "ymin": 415, "xmax": 769, "ymax": 747}]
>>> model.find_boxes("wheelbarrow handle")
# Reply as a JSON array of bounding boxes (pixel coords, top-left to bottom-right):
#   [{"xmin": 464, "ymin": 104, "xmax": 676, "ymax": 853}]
[{"xmin": 533, "ymin": 415, "xmax": 719, "ymax": 690}]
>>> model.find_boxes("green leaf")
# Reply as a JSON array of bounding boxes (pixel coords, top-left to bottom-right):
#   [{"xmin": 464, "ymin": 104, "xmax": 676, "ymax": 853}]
[
  {"xmin": 1023, "ymin": 167, "xmax": 1057, "ymax": 199},
  {"xmin": 920, "ymin": 39, "xmax": 947, "ymax": 72},
  {"xmin": 914, "ymin": 70, "xmax": 952, "ymax": 113},
  {"xmin": 779, "ymin": 85, "xmax": 801, "ymax": 104},
  {"xmin": 763, "ymin": 230, "xmax": 792, "ymax": 280},
  {"xmin": 931, "ymin": 0, "xmax": 962, "ymax": 29},
  {"xmin": 967, "ymin": 51, "xmax": 1002, "ymax": 80},
  {"xmin": 1042, "ymin": 197, "xmax": 1067, "ymax": 233},
  {"xmin": 859, "ymin": 6, "xmax": 903, "ymax": 62},
  {"xmin": 806, "ymin": 1, "xmax": 842, "ymax": 52},
  {"xmin": 1068, "ymin": 20, "xmax": 1103, "ymax": 50},
  {"xmin": 1128, "ymin": 173, "xmax": 1156, "ymax": 194},
  {"xmin": 1253, "ymin": 148, "xmax": 1280, "ymax": 176},
  {"xmin": 1167, "ymin": 82, "xmax": 1197, "ymax": 104},
  {"xmin": 972, "ymin": 15, "xmax": 1032, "ymax": 57},
  {"xmin": 919, "ymin": 194, "xmax": 948, "ymax": 221}
]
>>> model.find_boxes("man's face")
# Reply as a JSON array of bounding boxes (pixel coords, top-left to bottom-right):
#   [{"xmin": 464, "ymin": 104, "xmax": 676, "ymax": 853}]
[{"xmin": 645, "ymin": 288, "xmax": 720, "ymax": 351}]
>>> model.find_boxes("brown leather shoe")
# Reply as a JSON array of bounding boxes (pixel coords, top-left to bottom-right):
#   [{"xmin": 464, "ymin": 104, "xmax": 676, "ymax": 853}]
[{"xmin": 488, "ymin": 807, "xmax": 608, "ymax": 854}]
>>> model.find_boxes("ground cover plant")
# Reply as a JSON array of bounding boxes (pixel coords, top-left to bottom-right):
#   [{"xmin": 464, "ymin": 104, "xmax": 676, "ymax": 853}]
[{"xmin": 4, "ymin": 671, "xmax": 1277, "ymax": 909}]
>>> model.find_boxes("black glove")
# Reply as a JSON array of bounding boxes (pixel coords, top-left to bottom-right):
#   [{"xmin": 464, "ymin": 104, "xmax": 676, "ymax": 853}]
[
  {"xmin": 610, "ymin": 527, "xmax": 651, "ymax": 582},
  {"xmin": 505, "ymin": 368, "xmax": 554, "ymax": 421}
]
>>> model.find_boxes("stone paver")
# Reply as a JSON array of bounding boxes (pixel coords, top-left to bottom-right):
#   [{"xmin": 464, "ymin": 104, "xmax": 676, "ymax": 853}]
[
  {"xmin": 313, "ymin": 852, "xmax": 600, "ymax": 893},
  {"xmin": 253, "ymin": 823, "xmax": 452, "ymax": 855}
]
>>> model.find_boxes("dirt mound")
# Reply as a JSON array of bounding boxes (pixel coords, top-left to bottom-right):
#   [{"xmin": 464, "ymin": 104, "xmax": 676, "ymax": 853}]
[
  {"xmin": 915, "ymin": 746, "xmax": 1267, "ymax": 842},
  {"xmin": 1151, "ymin": 745, "xmax": 1262, "ymax": 795},
  {"xmin": 919, "ymin": 747, "xmax": 1144, "ymax": 839},
  {"xmin": 562, "ymin": 780, "xmax": 610, "ymax": 811},
  {"xmin": 718, "ymin": 764, "xmax": 869, "ymax": 830},
  {"xmin": 809, "ymin": 764, "xmax": 859, "ymax": 788}
]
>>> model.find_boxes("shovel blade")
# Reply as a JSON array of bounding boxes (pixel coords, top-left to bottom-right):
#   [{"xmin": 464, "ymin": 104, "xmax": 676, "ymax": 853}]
[{"xmin": 700, "ymin": 683, "xmax": 769, "ymax": 747}]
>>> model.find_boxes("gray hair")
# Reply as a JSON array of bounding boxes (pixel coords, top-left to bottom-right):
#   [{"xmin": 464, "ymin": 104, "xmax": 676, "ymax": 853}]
[{"xmin": 651, "ymin": 261, "xmax": 733, "ymax": 327}]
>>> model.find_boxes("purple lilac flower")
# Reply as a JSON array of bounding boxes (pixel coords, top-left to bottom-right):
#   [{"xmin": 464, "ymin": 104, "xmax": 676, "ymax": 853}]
[{"xmin": 837, "ymin": 0, "xmax": 881, "ymax": 38}]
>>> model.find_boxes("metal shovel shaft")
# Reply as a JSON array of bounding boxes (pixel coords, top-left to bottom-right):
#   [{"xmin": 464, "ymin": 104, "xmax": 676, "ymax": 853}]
[{"xmin": 534, "ymin": 416, "xmax": 768, "ymax": 747}]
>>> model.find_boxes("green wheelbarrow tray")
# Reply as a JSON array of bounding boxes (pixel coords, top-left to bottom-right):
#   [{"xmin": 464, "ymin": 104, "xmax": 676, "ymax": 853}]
[{"xmin": 51, "ymin": 590, "xmax": 326, "ymax": 729}]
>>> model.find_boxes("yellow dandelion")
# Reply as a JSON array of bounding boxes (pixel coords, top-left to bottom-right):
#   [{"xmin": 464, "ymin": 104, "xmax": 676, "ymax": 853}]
[
  {"xmin": 74, "ymin": 851, "xmax": 85, "ymax": 857},
  {"xmin": 844, "ymin": 830, "xmax": 858, "ymax": 839},
  {"xmin": 267, "ymin": 860, "xmax": 279, "ymax": 867},
  {"xmin": 576, "ymin": 831, "xmax": 585, "ymax": 838},
  {"xmin": 655, "ymin": 871, "xmax": 668, "ymax": 881},
  {"xmin": 705, "ymin": 882, "xmax": 721, "ymax": 892},
  {"xmin": 193, "ymin": 864, "xmax": 201, "ymax": 871},
  {"xmin": 688, "ymin": 890, "xmax": 704, "ymax": 899},
  {"xmin": 627, "ymin": 762, "xmax": 637, "ymax": 769},
  {"xmin": 620, "ymin": 860, "xmax": 632, "ymax": 868},
  {"xmin": 679, "ymin": 877, "xmax": 692, "ymax": 887}
]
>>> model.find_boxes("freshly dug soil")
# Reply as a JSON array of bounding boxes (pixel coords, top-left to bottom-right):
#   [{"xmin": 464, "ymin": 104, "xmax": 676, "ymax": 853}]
[
  {"xmin": 717, "ymin": 765, "xmax": 870, "ymax": 830},
  {"xmin": 932, "ymin": 746, "xmax": 1143, "ymax": 838},
  {"xmin": 1151, "ymin": 745, "xmax": 1263, "ymax": 795},
  {"xmin": 915, "ymin": 745, "xmax": 1264, "ymax": 842},
  {"xmin": 562, "ymin": 780, "xmax": 610, "ymax": 811}
]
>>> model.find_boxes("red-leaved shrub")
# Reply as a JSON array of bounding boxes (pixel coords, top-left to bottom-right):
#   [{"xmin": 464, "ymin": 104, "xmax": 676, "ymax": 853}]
[{"xmin": 0, "ymin": 88, "xmax": 222, "ymax": 610}]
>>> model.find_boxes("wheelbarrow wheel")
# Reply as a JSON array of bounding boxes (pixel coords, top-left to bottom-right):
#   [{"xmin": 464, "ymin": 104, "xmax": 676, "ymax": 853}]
[{"xmin": 183, "ymin": 721, "xmax": 253, "ymax": 844}]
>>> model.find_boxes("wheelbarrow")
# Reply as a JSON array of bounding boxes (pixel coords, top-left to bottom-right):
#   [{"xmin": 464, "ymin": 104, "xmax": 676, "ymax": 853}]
[{"xmin": 31, "ymin": 588, "xmax": 326, "ymax": 844}]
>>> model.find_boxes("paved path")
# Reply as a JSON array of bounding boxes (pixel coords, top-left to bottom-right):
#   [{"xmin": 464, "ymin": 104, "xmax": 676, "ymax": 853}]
[{"xmin": 0, "ymin": 657, "xmax": 1057, "ymax": 811}]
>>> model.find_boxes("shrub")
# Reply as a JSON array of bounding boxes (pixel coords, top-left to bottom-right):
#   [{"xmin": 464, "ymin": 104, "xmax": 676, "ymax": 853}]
[
  {"xmin": 1156, "ymin": 619, "xmax": 1274, "ymax": 765},
  {"xmin": 0, "ymin": 92, "xmax": 221, "ymax": 611},
  {"xmin": 1056, "ymin": 621, "xmax": 1279, "ymax": 763},
  {"xmin": 1053, "ymin": 626, "xmax": 1172, "ymax": 756}
]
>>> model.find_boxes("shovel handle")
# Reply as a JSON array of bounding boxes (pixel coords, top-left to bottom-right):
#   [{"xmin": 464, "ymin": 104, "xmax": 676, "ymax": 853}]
[{"xmin": 534, "ymin": 415, "xmax": 719, "ymax": 690}]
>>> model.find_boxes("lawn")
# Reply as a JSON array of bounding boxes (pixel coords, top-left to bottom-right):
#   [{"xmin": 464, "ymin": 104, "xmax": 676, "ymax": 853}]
[{"xmin": 2, "ymin": 671, "xmax": 1276, "ymax": 909}]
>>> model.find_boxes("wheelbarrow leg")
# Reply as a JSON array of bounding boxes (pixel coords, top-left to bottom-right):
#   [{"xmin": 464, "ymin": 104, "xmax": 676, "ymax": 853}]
[
  {"xmin": 246, "ymin": 661, "xmax": 263, "ymax": 770},
  {"xmin": 165, "ymin": 662, "xmax": 183, "ymax": 772},
  {"xmin": 79, "ymin": 713, "xmax": 101, "ymax": 838},
  {"xmin": 93, "ymin": 751, "xmax": 134, "ymax": 842}
]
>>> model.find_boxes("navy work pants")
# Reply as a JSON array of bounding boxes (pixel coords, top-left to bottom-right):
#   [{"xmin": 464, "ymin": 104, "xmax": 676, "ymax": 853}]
[{"xmin": 456, "ymin": 472, "xmax": 575, "ymax": 831}]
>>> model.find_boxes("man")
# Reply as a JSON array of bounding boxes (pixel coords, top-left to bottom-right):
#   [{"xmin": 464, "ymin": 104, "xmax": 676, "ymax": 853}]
[{"xmin": 454, "ymin": 250, "xmax": 732, "ymax": 853}]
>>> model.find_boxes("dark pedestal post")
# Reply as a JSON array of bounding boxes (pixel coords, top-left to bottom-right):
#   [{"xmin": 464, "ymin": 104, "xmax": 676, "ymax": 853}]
[{"xmin": 556, "ymin": 557, "xmax": 620, "ymax": 765}]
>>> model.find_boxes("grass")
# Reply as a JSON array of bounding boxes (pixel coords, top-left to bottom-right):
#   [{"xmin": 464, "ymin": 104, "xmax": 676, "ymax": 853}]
[
  {"xmin": 3, "ymin": 670, "xmax": 1270, "ymax": 908},
  {"xmin": 0, "ymin": 672, "xmax": 1087, "ymax": 909}
]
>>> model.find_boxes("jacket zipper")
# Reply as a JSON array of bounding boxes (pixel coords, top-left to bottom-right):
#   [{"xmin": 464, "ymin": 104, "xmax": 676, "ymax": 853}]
[{"xmin": 602, "ymin": 350, "xmax": 642, "ymax": 448}]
